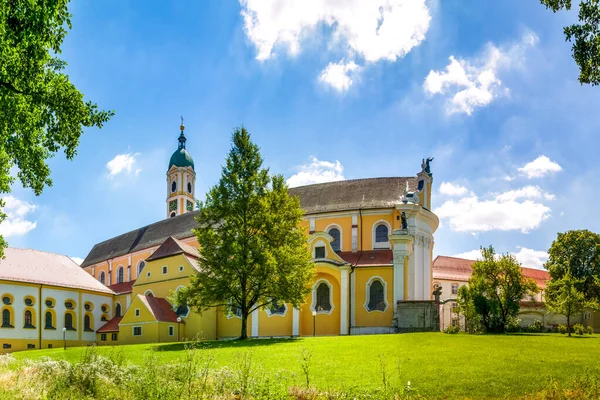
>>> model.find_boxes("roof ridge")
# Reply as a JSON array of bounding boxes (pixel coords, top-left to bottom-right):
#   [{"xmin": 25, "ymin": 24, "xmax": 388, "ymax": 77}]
[{"xmin": 288, "ymin": 176, "xmax": 416, "ymax": 190}]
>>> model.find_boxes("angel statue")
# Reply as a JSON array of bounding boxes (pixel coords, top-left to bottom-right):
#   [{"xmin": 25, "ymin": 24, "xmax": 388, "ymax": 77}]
[{"xmin": 421, "ymin": 157, "xmax": 434, "ymax": 174}]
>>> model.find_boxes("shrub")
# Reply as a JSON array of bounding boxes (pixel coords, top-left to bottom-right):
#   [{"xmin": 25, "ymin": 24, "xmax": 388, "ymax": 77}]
[
  {"xmin": 527, "ymin": 319, "xmax": 544, "ymax": 333},
  {"xmin": 586, "ymin": 325, "xmax": 594, "ymax": 335},
  {"xmin": 444, "ymin": 325, "xmax": 460, "ymax": 334},
  {"xmin": 557, "ymin": 324, "xmax": 567, "ymax": 334},
  {"xmin": 505, "ymin": 317, "xmax": 521, "ymax": 332},
  {"xmin": 573, "ymin": 323, "xmax": 585, "ymax": 335}
]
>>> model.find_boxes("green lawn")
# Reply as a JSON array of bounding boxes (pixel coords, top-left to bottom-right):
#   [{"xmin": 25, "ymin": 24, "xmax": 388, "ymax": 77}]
[{"xmin": 12, "ymin": 333, "xmax": 600, "ymax": 399}]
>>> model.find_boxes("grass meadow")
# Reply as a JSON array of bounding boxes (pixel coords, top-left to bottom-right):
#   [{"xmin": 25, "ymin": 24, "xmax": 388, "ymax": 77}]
[{"xmin": 3, "ymin": 332, "xmax": 600, "ymax": 399}]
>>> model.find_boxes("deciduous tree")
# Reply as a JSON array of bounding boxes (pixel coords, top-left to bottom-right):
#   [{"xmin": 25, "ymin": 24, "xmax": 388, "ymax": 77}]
[
  {"xmin": 545, "ymin": 273, "xmax": 596, "ymax": 336},
  {"xmin": 0, "ymin": 0, "xmax": 113, "ymax": 254},
  {"xmin": 545, "ymin": 230, "xmax": 600, "ymax": 302},
  {"xmin": 541, "ymin": 0, "xmax": 600, "ymax": 85},
  {"xmin": 174, "ymin": 127, "xmax": 313, "ymax": 339},
  {"xmin": 456, "ymin": 246, "xmax": 538, "ymax": 333}
]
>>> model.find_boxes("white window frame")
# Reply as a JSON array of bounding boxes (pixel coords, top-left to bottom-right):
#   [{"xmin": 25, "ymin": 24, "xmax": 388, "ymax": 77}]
[
  {"xmin": 265, "ymin": 300, "xmax": 288, "ymax": 317},
  {"xmin": 144, "ymin": 290, "xmax": 155, "ymax": 297},
  {"xmin": 132, "ymin": 326, "xmax": 142, "ymax": 336},
  {"xmin": 451, "ymin": 283, "xmax": 459, "ymax": 295},
  {"xmin": 226, "ymin": 299, "xmax": 242, "ymax": 319},
  {"xmin": 325, "ymin": 224, "xmax": 343, "ymax": 252},
  {"xmin": 310, "ymin": 279, "xmax": 334, "ymax": 315},
  {"xmin": 137, "ymin": 260, "xmax": 146, "ymax": 276},
  {"xmin": 173, "ymin": 286, "xmax": 191, "ymax": 318},
  {"xmin": 372, "ymin": 220, "xmax": 391, "ymax": 249},
  {"xmin": 179, "ymin": 265, "xmax": 184, "ymax": 272},
  {"xmin": 363, "ymin": 276, "xmax": 389, "ymax": 313},
  {"xmin": 117, "ymin": 265, "xmax": 124, "ymax": 283},
  {"xmin": 99, "ymin": 271, "xmax": 106, "ymax": 285},
  {"xmin": 313, "ymin": 239, "xmax": 328, "ymax": 259}
]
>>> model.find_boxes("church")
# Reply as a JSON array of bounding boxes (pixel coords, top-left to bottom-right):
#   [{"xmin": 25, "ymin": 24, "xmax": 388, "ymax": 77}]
[{"xmin": 2, "ymin": 123, "xmax": 577, "ymax": 353}]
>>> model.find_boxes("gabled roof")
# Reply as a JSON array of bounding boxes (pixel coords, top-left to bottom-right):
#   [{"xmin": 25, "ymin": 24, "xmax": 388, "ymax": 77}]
[
  {"xmin": 146, "ymin": 236, "xmax": 199, "ymax": 262},
  {"xmin": 432, "ymin": 255, "xmax": 550, "ymax": 288},
  {"xmin": 97, "ymin": 316, "xmax": 122, "ymax": 333},
  {"xmin": 0, "ymin": 248, "xmax": 114, "ymax": 295},
  {"xmin": 80, "ymin": 211, "xmax": 200, "ymax": 267},
  {"xmin": 138, "ymin": 295, "xmax": 182, "ymax": 323},
  {"xmin": 288, "ymin": 177, "xmax": 418, "ymax": 214},
  {"xmin": 108, "ymin": 281, "xmax": 135, "ymax": 295},
  {"xmin": 338, "ymin": 250, "xmax": 393, "ymax": 266}
]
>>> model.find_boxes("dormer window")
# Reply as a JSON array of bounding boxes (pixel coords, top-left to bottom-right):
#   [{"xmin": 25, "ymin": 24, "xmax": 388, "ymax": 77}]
[{"xmin": 315, "ymin": 246, "xmax": 325, "ymax": 259}]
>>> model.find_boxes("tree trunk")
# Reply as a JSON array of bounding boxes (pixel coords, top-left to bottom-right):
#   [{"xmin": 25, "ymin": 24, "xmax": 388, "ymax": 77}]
[
  {"xmin": 240, "ymin": 311, "xmax": 248, "ymax": 340},
  {"xmin": 567, "ymin": 314, "xmax": 571, "ymax": 337}
]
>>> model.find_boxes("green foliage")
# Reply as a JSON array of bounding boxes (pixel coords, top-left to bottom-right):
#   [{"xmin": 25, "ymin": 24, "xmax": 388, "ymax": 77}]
[
  {"xmin": 456, "ymin": 246, "xmax": 538, "ymax": 333},
  {"xmin": 528, "ymin": 319, "xmax": 544, "ymax": 333},
  {"xmin": 174, "ymin": 127, "xmax": 313, "ymax": 339},
  {"xmin": 545, "ymin": 273, "xmax": 597, "ymax": 336},
  {"xmin": 505, "ymin": 316, "xmax": 522, "ymax": 333},
  {"xmin": 444, "ymin": 325, "xmax": 460, "ymax": 334},
  {"xmin": 0, "ymin": 0, "xmax": 113, "ymax": 255},
  {"xmin": 545, "ymin": 229, "xmax": 600, "ymax": 302},
  {"xmin": 586, "ymin": 325, "xmax": 594, "ymax": 334},
  {"xmin": 558, "ymin": 323, "xmax": 568, "ymax": 334},
  {"xmin": 573, "ymin": 323, "xmax": 585, "ymax": 335},
  {"xmin": 541, "ymin": 0, "xmax": 600, "ymax": 86}
]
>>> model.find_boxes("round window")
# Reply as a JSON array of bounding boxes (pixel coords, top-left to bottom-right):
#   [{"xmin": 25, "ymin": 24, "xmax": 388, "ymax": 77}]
[
  {"xmin": 171, "ymin": 181, "xmax": 177, "ymax": 192},
  {"xmin": 187, "ymin": 182, "xmax": 192, "ymax": 193},
  {"xmin": 65, "ymin": 301, "xmax": 73, "ymax": 309},
  {"xmin": 101, "ymin": 305, "xmax": 108, "ymax": 313},
  {"xmin": 25, "ymin": 298, "xmax": 33, "ymax": 306},
  {"xmin": 84, "ymin": 303, "xmax": 91, "ymax": 311},
  {"xmin": 2, "ymin": 296, "xmax": 11, "ymax": 305},
  {"xmin": 45, "ymin": 299, "xmax": 54, "ymax": 308}
]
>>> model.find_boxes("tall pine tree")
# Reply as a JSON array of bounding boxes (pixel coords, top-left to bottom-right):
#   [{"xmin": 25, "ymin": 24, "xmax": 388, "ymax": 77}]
[{"xmin": 175, "ymin": 127, "xmax": 313, "ymax": 339}]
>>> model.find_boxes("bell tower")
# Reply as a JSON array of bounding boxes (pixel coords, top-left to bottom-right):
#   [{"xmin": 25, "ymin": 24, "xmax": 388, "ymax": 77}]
[{"xmin": 166, "ymin": 119, "xmax": 196, "ymax": 218}]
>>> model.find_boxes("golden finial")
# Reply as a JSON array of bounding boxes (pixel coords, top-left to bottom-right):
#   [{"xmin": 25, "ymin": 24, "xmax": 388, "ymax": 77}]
[{"xmin": 180, "ymin": 116, "xmax": 185, "ymax": 131}]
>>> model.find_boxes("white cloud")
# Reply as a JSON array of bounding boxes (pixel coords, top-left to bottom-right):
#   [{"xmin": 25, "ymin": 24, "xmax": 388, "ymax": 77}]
[
  {"xmin": 512, "ymin": 246, "xmax": 548, "ymax": 270},
  {"xmin": 518, "ymin": 155, "xmax": 562, "ymax": 179},
  {"xmin": 452, "ymin": 246, "xmax": 548, "ymax": 270},
  {"xmin": 0, "ymin": 195, "xmax": 37, "ymax": 237},
  {"xmin": 319, "ymin": 60, "xmax": 359, "ymax": 92},
  {"xmin": 106, "ymin": 153, "xmax": 141, "ymax": 177},
  {"xmin": 494, "ymin": 185, "xmax": 555, "ymax": 202},
  {"xmin": 70, "ymin": 257, "xmax": 84, "ymax": 265},
  {"xmin": 241, "ymin": 0, "xmax": 430, "ymax": 61},
  {"xmin": 434, "ymin": 186, "xmax": 551, "ymax": 234},
  {"xmin": 439, "ymin": 182, "xmax": 468, "ymax": 196},
  {"xmin": 287, "ymin": 157, "xmax": 344, "ymax": 188},
  {"xmin": 423, "ymin": 32, "xmax": 538, "ymax": 115},
  {"xmin": 452, "ymin": 249, "xmax": 482, "ymax": 260}
]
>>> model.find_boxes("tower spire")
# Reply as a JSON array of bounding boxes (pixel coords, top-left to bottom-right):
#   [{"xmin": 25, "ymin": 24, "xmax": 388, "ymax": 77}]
[{"xmin": 178, "ymin": 116, "xmax": 186, "ymax": 150}]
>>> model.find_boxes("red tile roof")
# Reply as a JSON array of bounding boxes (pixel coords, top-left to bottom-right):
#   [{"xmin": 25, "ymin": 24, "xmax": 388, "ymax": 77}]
[
  {"xmin": 338, "ymin": 250, "xmax": 393, "ymax": 266},
  {"xmin": 146, "ymin": 236, "xmax": 199, "ymax": 262},
  {"xmin": 432, "ymin": 256, "xmax": 550, "ymax": 288},
  {"xmin": 107, "ymin": 280, "xmax": 135, "ymax": 295},
  {"xmin": 139, "ymin": 295, "xmax": 183, "ymax": 323},
  {"xmin": 97, "ymin": 316, "xmax": 122, "ymax": 333}
]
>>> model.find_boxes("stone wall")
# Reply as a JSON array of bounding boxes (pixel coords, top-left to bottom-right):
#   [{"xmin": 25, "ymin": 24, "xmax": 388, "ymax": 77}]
[{"xmin": 394, "ymin": 300, "xmax": 439, "ymax": 332}]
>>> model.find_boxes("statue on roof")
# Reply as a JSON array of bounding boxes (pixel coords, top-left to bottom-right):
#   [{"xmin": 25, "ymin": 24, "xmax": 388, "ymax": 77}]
[
  {"xmin": 421, "ymin": 157, "xmax": 434, "ymax": 175},
  {"xmin": 401, "ymin": 212, "xmax": 408, "ymax": 230}
]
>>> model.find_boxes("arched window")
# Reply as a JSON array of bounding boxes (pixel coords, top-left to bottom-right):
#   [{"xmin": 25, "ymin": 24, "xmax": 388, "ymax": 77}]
[
  {"xmin": 64, "ymin": 313, "xmax": 74, "ymax": 330},
  {"xmin": 45, "ymin": 312, "xmax": 54, "ymax": 329},
  {"xmin": 24, "ymin": 310, "xmax": 34, "ymax": 328},
  {"xmin": 187, "ymin": 182, "xmax": 192, "ymax": 193},
  {"xmin": 84, "ymin": 315, "xmax": 92, "ymax": 332},
  {"xmin": 1, "ymin": 309, "xmax": 11, "ymax": 328},
  {"xmin": 367, "ymin": 280, "xmax": 386, "ymax": 311},
  {"xmin": 137, "ymin": 260, "xmax": 146, "ymax": 276},
  {"xmin": 316, "ymin": 282, "xmax": 332, "ymax": 312},
  {"xmin": 170, "ymin": 212, "xmax": 176, "ymax": 218},
  {"xmin": 99, "ymin": 271, "xmax": 106, "ymax": 285},
  {"xmin": 375, "ymin": 224, "xmax": 389, "ymax": 243},
  {"xmin": 171, "ymin": 181, "xmax": 177, "ymax": 193},
  {"xmin": 328, "ymin": 228, "xmax": 341, "ymax": 252},
  {"xmin": 115, "ymin": 303, "xmax": 122, "ymax": 317},
  {"xmin": 268, "ymin": 300, "xmax": 286, "ymax": 316},
  {"xmin": 117, "ymin": 266, "xmax": 124, "ymax": 284}
]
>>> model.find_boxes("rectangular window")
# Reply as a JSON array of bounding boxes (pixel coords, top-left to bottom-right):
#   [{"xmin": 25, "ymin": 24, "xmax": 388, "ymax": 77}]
[
  {"xmin": 314, "ymin": 246, "xmax": 325, "ymax": 259},
  {"xmin": 162, "ymin": 266, "xmax": 168, "ymax": 275},
  {"xmin": 111, "ymin": 333, "xmax": 118, "ymax": 341},
  {"xmin": 27, "ymin": 344, "xmax": 35, "ymax": 349},
  {"xmin": 133, "ymin": 326, "xmax": 142, "ymax": 336},
  {"xmin": 451, "ymin": 283, "xmax": 459, "ymax": 295},
  {"xmin": 2, "ymin": 344, "xmax": 11, "ymax": 349},
  {"xmin": 168, "ymin": 326, "xmax": 174, "ymax": 336},
  {"xmin": 135, "ymin": 309, "xmax": 140, "ymax": 317},
  {"xmin": 48, "ymin": 344, "xmax": 53, "ymax": 349},
  {"xmin": 100, "ymin": 333, "xmax": 107, "ymax": 341}
]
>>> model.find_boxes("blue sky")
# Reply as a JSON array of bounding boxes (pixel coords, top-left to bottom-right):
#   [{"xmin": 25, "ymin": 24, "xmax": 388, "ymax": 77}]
[{"xmin": 4, "ymin": 0, "xmax": 599, "ymax": 269}]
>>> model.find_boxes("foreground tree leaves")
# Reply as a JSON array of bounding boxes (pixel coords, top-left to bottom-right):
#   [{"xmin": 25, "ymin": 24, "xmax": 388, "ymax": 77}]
[{"xmin": 0, "ymin": 0, "xmax": 113, "ymax": 255}]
